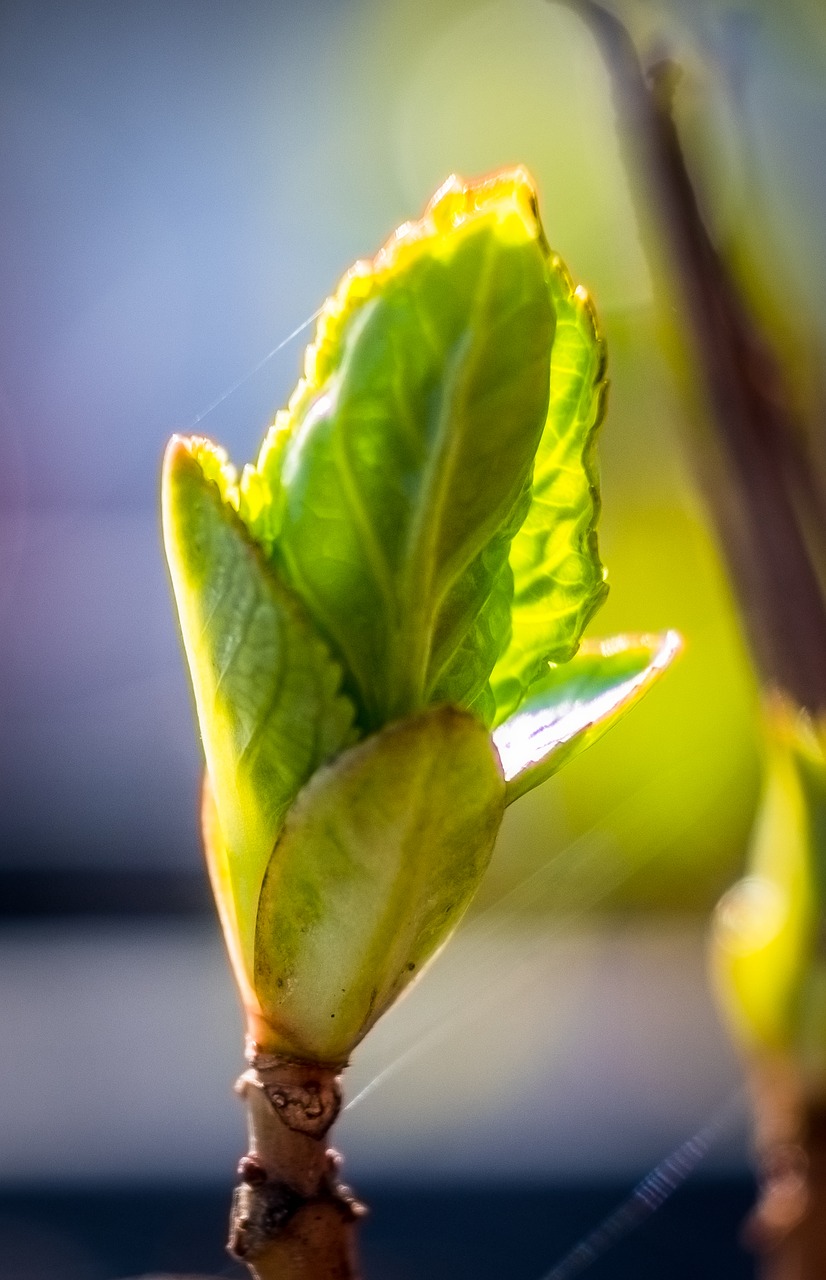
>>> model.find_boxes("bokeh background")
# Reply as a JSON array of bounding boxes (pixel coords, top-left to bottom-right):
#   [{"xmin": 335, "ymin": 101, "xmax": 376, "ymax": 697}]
[{"xmin": 1, "ymin": 0, "xmax": 825, "ymax": 1275}]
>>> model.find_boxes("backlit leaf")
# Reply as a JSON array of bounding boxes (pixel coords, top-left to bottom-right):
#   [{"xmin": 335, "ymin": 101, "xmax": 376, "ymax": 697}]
[
  {"xmin": 491, "ymin": 260, "xmax": 608, "ymax": 724},
  {"xmin": 263, "ymin": 170, "xmax": 556, "ymax": 729},
  {"xmin": 162, "ymin": 437, "xmax": 355, "ymax": 975},
  {"xmin": 253, "ymin": 706, "xmax": 505, "ymax": 1062},
  {"xmin": 493, "ymin": 632, "xmax": 680, "ymax": 804}
]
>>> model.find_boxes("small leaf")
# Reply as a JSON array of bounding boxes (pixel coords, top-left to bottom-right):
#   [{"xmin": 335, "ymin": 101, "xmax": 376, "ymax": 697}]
[
  {"xmin": 491, "ymin": 261, "xmax": 609, "ymax": 724},
  {"xmin": 162, "ymin": 437, "xmax": 355, "ymax": 976},
  {"xmin": 712, "ymin": 698, "xmax": 826, "ymax": 1061},
  {"xmin": 253, "ymin": 705, "xmax": 505, "ymax": 1062},
  {"xmin": 493, "ymin": 631, "xmax": 681, "ymax": 804},
  {"xmin": 268, "ymin": 170, "xmax": 556, "ymax": 729}
]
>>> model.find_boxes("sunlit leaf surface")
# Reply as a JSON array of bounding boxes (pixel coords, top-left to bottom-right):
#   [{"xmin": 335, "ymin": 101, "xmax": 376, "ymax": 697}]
[
  {"xmin": 493, "ymin": 631, "xmax": 681, "ymax": 804},
  {"xmin": 491, "ymin": 263, "xmax": 608, "ymax": 723},
  {"xmin": 158, "ymin": 168, "xmax": 671, "ymax": 1057},
  {"xmin": 254, "ymin": 706, "xmax": 505, "ymax": 1061},
  {"xmin": 266, "ymin": 170, "xmax": 556, "ymax": 729},
  {"xmin": 162, "ymin": 438, "xmax": 354, "ymax": 974}
]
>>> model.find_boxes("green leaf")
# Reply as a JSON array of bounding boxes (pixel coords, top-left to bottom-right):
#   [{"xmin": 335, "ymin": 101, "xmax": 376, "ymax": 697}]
[
  {"xmin": 253, "ymin": 705, "xmax": 505, "ymax": 1062},
  {"xmin": 267, "ymin": 170, "xmax": 556, "ymax": 729},
  {"xmin": 162, "ymin": 437, "xmax": 355, "ymax": 978},
  {"xmin": 491, "ymin": 260, "xmax": 609, "ymax": 724},
  {"xmin": 712, "ymin": 699, "xmax": 826, "ymax": 1062},
  {"xmin": 426, "ymin": 489, "xmax": 527, "ymax": 719},
  {"xmin": 493, "ymin": 632, "xmax": 681, "ymax": 804}
]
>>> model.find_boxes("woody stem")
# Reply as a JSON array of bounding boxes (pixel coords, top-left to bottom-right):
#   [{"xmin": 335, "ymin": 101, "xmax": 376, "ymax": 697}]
[
  {"xmin": 744, "ymin": 1060, "xmax": 826, "ymax": 1280},
  {"xmin": 228, "ymin": 1044, "xmax": 364, "ymax": 1280}
]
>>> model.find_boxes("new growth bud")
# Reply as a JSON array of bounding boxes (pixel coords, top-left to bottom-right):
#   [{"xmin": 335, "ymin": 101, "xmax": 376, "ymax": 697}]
[{"xmin": 162, "ymin": 168, "xmax": 677, "ymax": 1064}]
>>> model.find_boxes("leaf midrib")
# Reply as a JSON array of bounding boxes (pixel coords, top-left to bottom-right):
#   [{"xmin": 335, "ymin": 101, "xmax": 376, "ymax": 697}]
[{"xmin": 394, "ymin": 238, "xmax": 498, "ymax": 710}]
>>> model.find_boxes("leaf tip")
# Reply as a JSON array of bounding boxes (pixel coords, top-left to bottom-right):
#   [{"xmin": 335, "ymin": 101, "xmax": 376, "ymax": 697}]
[
  {"xmin": 162, "ymin": 433, "xmax": 240, "ymax": 524},
  {"xmin": 648, "ymin": 627, "xmax": 683, "ymax": 675},
  {"xmin": 162, "ymin": 432, "xmax": 197, "ymax": 493},
  {"xmin": 422, "ymin": 165, "xmax": 543, "ymax": 246},
  {"xmin": 161, "ymin": 435, "xmax": 200, "ymax": 552}
]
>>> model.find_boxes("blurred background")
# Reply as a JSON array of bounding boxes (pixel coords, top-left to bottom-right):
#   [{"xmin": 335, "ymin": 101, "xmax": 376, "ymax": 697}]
[{"xmin": 1, "ymin": 0, "xmax": 825, "ymax": 1275}]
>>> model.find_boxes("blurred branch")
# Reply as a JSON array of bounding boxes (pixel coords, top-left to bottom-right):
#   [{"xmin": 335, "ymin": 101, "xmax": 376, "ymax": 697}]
[
  {"xmin": 563, "ymin": 0, "xmax": 826, "ymax": 715},
  {"xmin": 740, "ymin": 1062, "xmax": 826, "ymax": 1276},
  {"xmin": 559, "ymin": 5, "xmax": 826, "ymax": 1274}
]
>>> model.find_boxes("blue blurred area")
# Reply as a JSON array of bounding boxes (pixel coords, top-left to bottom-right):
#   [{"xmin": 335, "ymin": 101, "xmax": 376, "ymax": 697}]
[
  {"xmin": 0, "ymin": 0, "xmax": 362, "ymax": 866},
  {"xmin": 0, "ymin": 0, "xmax": 366, "ymax": 508}
]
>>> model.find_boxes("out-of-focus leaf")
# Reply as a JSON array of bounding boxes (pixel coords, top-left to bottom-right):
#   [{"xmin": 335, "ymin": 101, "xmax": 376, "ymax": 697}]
[
  {"xmin": 493, "ymin": 631, "xmax": 681, "ymax": 804},
  {"xmin": 712, "ymin": 700, "xmax": 826, "ymax": 1071},
  {"xmin": 491, "ymin": 262, "xmax": 608, "ymax": 724},
  {"xmin": 162, "ymin": 437, "xmax": 354, "ymax": 975},
  {"xmin": 253, "ymin": 705, "xmax": 505, "ymax": 1062},
  {"xmin": 265, "ymin": 170, "xmax": 555, "ymax": 729}
]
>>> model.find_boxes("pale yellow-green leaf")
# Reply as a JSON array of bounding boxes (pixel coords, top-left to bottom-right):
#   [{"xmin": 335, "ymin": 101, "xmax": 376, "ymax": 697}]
[
  {"xmin": 712, "ymin": 698, "xmax": 826, "ymax": 1078},
  {"xmin": 491, "ymin": 260, "xmax": 608, "ymax": 723},
  {"xmin": 494, "ymin": 632, "xmax": 681, "ymax": 804},
  {"xmin": 162, "ymin": 437, "xmax": 354, "ymax": 980},
  {"xmin": 253, "ymin": 705, "xmax": 505, "ymax": 1062},
  {"xmin": 247, "ymin": 170, "xmax": 556, "ymax": 728}
]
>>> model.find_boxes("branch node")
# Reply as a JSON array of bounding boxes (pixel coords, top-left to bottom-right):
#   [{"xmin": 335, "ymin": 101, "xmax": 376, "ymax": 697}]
[{"xmin": 228, "ymin": 1046, "xmax": 363, "ymax": 1276}]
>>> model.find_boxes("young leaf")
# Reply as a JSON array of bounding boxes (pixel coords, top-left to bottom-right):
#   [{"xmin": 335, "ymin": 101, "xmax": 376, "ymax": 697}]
[
  {"xmin": 253, "ymin": 705, "xmax": 505, "ymax": 1063},
  {"xmin": 491, "ymin": 261, "xmax": 609, "ymax": 724},
  {"xmin": 712, "ymin": 699, "xmax": 826, "ymax": 1060},
  {"xmin": 493, "ymin": 631, "xmax": 681, "ymax": 804},
  {"xmin": 162, "ymin": 437, "xmax": 355, "ymax": 975},
  {"xmin": 426, "ymin": 491, "xmax": 527, "ymax": 724},
  {"xmin": 267, "ymin": 170, "xmax": 556, "ymax": 729}
]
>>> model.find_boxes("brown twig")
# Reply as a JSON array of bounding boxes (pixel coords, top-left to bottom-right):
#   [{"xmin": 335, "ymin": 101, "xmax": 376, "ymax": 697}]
[
  {"xmin": 228, "ymin": 1045, "xmax": 364, "ymax": 1280},
  {"xmin": 565, "ymin": 0, "xmax": 826, "ymax": 716},
  {"xmin": 741, "ymin": 1059, "xmax": 826, "ymax": 1279}
]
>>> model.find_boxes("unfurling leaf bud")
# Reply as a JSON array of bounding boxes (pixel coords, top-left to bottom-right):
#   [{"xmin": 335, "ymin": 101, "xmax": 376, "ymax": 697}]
[{"xmin": 163, "ymin": 169, "xmax": 677, "ymax": 1062}]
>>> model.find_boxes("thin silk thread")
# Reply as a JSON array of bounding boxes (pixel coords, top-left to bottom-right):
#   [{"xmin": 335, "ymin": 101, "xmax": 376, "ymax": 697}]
[{"xmin": 185, "ymin": 309, "xmax": 321, "ymax": 430}]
